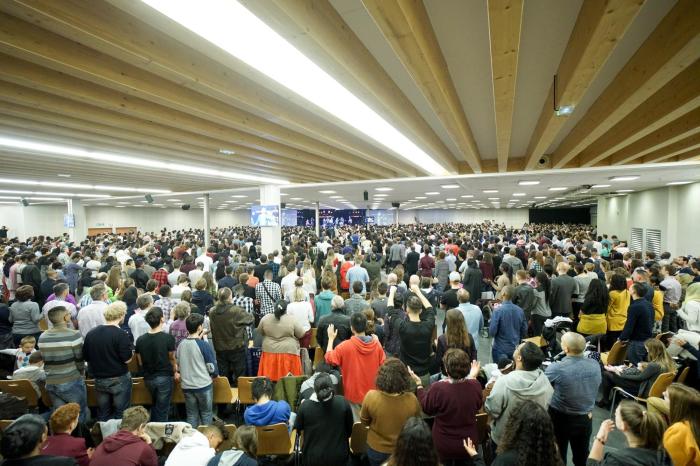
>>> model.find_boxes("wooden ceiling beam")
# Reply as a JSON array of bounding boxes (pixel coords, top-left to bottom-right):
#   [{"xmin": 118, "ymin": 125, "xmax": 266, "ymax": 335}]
[
  {"xmin": 641, "ymin": 132, "xmax": 700, "ymax": 164},
  {"xmin": 0, "ymin": 56, "xmax": 375, "ymax": 178},
  {"xmin": 607, "ymin": 108, "xmax": 700, "ymax": 165},
  {"xmin": 0, "ymin": 14, "xmax": 393, "ymax": 179},
  {"xmin": 550, "ymin": 0, "xmax": 700, "ymax": 168},
  {"xmin": 523, "ymin": 0, "xmax": 643, "ymax": 171},
  {"xmin": 578, "ymin": 60, "xmax": 700, "ymax": 167},
  {"xmin": 0, "ymin": 115, "xmax": 326, "ymax": 184},
  {"xmin": 486, "ymin": 0, "xmax": 523, "ymax": 172},
  {"xmin": 238, "ymin": 0, "xmax": 460, "ymax": 174},
  {"xmin": 0, "ymin": 80, "xmax": 362, "ymax": 179},
  {"xmin": 362, "ymin": 0, "xmax": 483, "ymax": 172},
  {"xmin": 0, "ymin": 1, "xmax": 416, "ymax": 177},
  {"xmin": 673, "ymin": 148, "xmax": 700, "ymax": 162}
]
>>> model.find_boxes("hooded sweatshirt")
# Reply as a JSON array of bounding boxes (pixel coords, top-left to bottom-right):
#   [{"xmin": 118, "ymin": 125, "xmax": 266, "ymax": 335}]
[
  {"xmin": 243, "ymin": 399, "xmax": 291, "ymax": 426},
  {"xmin": 484, "ymin": 368, "xmax": 553, "ymax": 445},
  {"xmin": 90, "ymin": 430, "xmax": 158, "ymax": 466},
  {"xmin": 324, "ymin": 335, "xmax": 386, "ymax": 404},
  {"xmin": 587, "ymin": 447, "xmax": 670, "ymax": 466},
  {"xmin": 313, "ymin": 290, "xmax": 335, "ymax": 326},
  {"xmin": 206, "ymin": 450, "xmax": 257, "ymax": 466},
  {"xmin": 164, "ymin": 431, "xmax": 216, "ymax": 466}
]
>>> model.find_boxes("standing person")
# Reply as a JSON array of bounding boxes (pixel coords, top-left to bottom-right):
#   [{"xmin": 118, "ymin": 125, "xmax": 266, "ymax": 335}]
[
  {"xmin": 488, "ymin": 286, "xmax": 527, "ymax": 364},
  {"xmin": 177, "ymin": 313, "xmax": 219, "ymax": 427},
  {"xmin": 412, "ymin": 349, "xmax": 483, "ymax": 465},
  {"xmin": 9, "ymin": 285, "xmax": 42, "ymax": 346},
  {"xmin": 43, "ymin": 283, "xmax": 78, "ymax": 330},
  {"xmin": 20, "ymin": 254, "xmax": 42, "ymax": 303},
  {"xmin": 619, "ymin": 282, "xmax": 655, "ymax": 365},
  {"xmin": 255, "ymin": 269, "xmax": 282, "ymax": 317},
  {"xmin": 135, "ymin": 307, "xmax": 177, "ymax": 422},
  {"xmin": 294, "ymin": 373, "xmax": 354, "ymax": 466},
  {"xmin": 456, "ymin": 289, "xmax": 483, "ymax": 351},
  {"xmin": 545, "ymin": 332, "xmax": 602, "ymax": 466},
  {"xmin": 606, "ymin": 274, "xmax": 630, "ymax": 350},
  {"xmin": 83, "ymin": 301, "xmax": 134, "ymax": 421},
  {"xmin": 387, "ymin": 284, "xmax": 436, "ymax": 385},
  {"xmin": 347, "ymin": 256, "xmax": 370, "ymax": 295},
  {"xmin": 419, "ymin": 245, "xmax": 435, "ymax": 279},
  {"xmin": 317, "ymin": 295, "xmax": 351, "ymax": 350},
  {"xmin": 531, "ymin": 272, "xmax": 552, "ymax": 337},
  {"xmin": 39, "ymin": 306, "xmax": 88, "ymax": 422},
  {"xmin": 441, "ymin": 272, "xmax": 462, "ymax": 313},
  {"xmin": 512, "ymin": 270, "xmax": 536, "ymax": 325},
  {"xmin": 484, "ymin": 341, "xmax": 553, "ymax": 447},
  {"xmin": 76, "ymin": 284, "xmax": 109, "ymax": 338},
  {"xmin": 677, "ymin": 282, "xmax": 700, "ymax": 331},
  {"xmin": 168, "ymin": 261, "xmax": 183, "ymax": 287},
  {"xmin": 550, "ymin": 262, "xmax": 579, "ymax": 317},
  {"xmin": 313, "ymin": 276, "xmax": 336, "ymax": 326},
  {"xmin": 660, "ymin": 264, "xmax": 682, "ymax": 332},
  {"xmin": 324, "ymin": 312, "xmax": 385, "ymax": 420},
  {"xmin": 129, "ymin": 294, "xmax": 153, "ymax": 343},
  {"xmin": 157, "ymin": 285, "xmax": 178, "ymax": 322},
  {"xmin": 90, "ymin": 406, "xmax": 158, "ymax": 466},
  {"xmin": 461, "ymin": 259, "xmax": 482, "ymax": 305},
  {"xmin": 130, "ymin": 259, "xmax": 150, "ymax": 291},
  {"xmin": 256, "ymin": 300, "xmax": 305, "ymax": 381},
  {"xmin": 384, "ymin": 417, "xmax": 441, "ymax": 466},
  {"xmin": 208, "ymin": 288, "xmax": 254, "ymax": 387},
  {"xmin": 577, "ymin": 279, "xmax": 609, "ymax": 337},
  {"xmin": 360, "ymin": 358, "xmax": 422, "ymax": 466},
  {"xmin": 169, "ymin": 302, "xmax": 191, "ymax": 349},
  {"xmin": 434, "ymin": 252, "xmax": 450, "ymax": 292}
]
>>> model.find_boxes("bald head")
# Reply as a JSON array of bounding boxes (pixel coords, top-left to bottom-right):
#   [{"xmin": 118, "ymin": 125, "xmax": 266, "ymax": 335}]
[
  {"xmin": 561, "ymin": 332, "xmax": 586, "ymax": 355},
  {"xmin": 409, "ymin": 275, "xmax": 420, "ymax": 287}
]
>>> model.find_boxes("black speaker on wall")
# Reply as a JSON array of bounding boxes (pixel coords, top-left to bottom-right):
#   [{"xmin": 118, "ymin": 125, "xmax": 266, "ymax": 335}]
[
  {"xmin": 363, "ymin": 190, "xmax": 368, "ymax": 201},
  {"xmin": 20, "ymin": 199, "xmax": 29, "ymax": 207},
  {"xmin": 281, "ymin": 203, "xmax": 286, "ymax": 209},
  {"xmin": 145, "ymin": 194, "xmax": 154, "ymax": 204},
  {"xmin": 181, "ymin": 204, "xmax": 191, "ymax": 211},
  {"xmin": 391, "ymin": 202, "xmax": 400, "ymax": 209}
]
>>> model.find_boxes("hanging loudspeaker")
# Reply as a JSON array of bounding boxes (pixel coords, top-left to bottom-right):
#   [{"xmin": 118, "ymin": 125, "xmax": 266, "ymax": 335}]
[
  {"xmin": 181, "ymin": 204, "xmax": 191, "ymax": 210},
  {"xmin": 391, "ymin": 202, "xmax": 400, "ymax": 208},
  {"xmin": 363, "ymin": 190, "xmax": 368, "ymax": 201},
  {"xmin": 145, "ymin": 194, "xmax": 154, "ymax": 204},
  {"xmin": 281, "ymin": 203, "xmax": 286, "ymax": 209}
]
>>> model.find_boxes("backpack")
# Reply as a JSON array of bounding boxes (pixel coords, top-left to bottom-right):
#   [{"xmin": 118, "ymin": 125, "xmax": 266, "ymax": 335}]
[{"xmin": 0, "ymin": 393, "xmax": 29, "ymax": 420}]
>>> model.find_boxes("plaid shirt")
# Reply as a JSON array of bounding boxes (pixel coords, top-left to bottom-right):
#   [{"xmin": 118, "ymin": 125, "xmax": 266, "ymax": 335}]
[
  {"xmin": 270, "ymin": 262, "xmax": 280, "ymax": 278},
  {"xmin": 255, "ymin": 279, "xmax": 281, "ymax": 316},
  {"xmin": 158, "ymin": 296, "xmax": 178, "ymax": 321},
  {"xmin": 152, "ymin": 269, "xmax": 169, "ymax": 290},
  {"xmin": 232, "ymin": 295, "xmax": 255, "ymax": 339}
]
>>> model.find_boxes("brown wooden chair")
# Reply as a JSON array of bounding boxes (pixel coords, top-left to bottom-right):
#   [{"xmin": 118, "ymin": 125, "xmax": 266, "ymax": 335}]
[
  {"xmin": 349, "ymin": 422, "xmax": 369, "ymax": 455},
  {"xmin": 212, "ymin": 376, "xmax": 237, "ymax": 404},
  {"xmin": 40, "ymin": 385, "xmax": 52, "ymax": 407},
  {"xmin": 676, "ymin": 366, "xmax": 690, "ymax": 385},
  {"xmin": 38, "ymin": 319, "xmax": 49, "ymax": 331},
  {"xmin": 476, "ymin": 412, "xmax": 489, "ymax": 444},
  {"xmin": 236, "ymin": 377, "xmax": 259, "ymax": 405},
  {"xmin": 85, "ymin": 379, "xmax": 98, "ymax": 408},
  {"xmin": 256, "ymin": 423, "xmax": 292, "ymax": 456},
  {"xmin": 0, "ymin": 379, "xmax": 38, "ymax": 407},
  {"xmin": 131, "ymin": 377, "xmax": 153, "ymax": 405},
  {"xmin": 127, "ymin": 357, "xmax": 141, "ymax": 374},
  {"xmin": 0, "ymin": 420, "xmax": 14, "ymax": 431},
  {"xmin": 601, "ymin": 340, "xmax": 627, "ymax": 366},
  {"xmin": 610, "ymin": 371, "xmax": 676, "ymax": 417},
  {"xmin": 172, "ymin": 379, "xmax": 185, "ymax": 404},
  {"xmin": 309, "ymin": 328, "xmax": 318, "ymax": 348},
  {"xmin": 198, "ymin": 424, "xmax": 238, "ymax": 452},
  {"xmin": 312, "ymin": 347, "xmax": 325, "ymax": 369},
  {"xmin": 522, "ymin": 336, "xmax": 547, "ymax": 347}
]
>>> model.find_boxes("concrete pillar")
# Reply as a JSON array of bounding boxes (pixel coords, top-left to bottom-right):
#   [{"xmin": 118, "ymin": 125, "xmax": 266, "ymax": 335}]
[
  {"xmin": 394, "ymin": 207, "xmax": 399, "ymax": 226},
  {"xmin": 66, "ymin": 199, "xmax": 87, "ymax": 242},
  {"xmin": 259, "ymin": 185, "xmax": 281, "ymax": 254},
  {"xmin": 203, "ymin": 193, "xmax": 211, "ymax": 250},
  {"xmin": 315, "ymin": 201, "xmax": 320, "ymax": 237}
]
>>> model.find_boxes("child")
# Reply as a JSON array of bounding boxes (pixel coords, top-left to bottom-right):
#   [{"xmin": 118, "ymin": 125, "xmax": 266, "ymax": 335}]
[
  {"xmin": 0, "ymin": 335, "xmax": 37, "ymax": 369},
  {"xmin": 10, "ymin": 351, "xmax": 45, "ymax": 398},
  {"xmin": 176, "ymin": 313, "xmax": 218, "ymax": 428}
]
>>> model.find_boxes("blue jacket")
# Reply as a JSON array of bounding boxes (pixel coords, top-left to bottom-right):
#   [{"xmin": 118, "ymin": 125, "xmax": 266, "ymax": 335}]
[
  {"xmin": 620, "ymin": 298, "xmax": 654, "ymax": 342},
  {"xmin": 489, "ymin": 301, "xmax": 527, "ymax": 357},
  {"xmin": 244, "ymin": 400, "xmax": 291, "ymax": 426}
]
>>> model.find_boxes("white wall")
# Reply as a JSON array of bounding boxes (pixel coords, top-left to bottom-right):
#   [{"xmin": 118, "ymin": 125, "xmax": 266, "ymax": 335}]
[
  {"xmin": 0, "ymin": 204, "xmax": 68, "ymax": 239},
  {"xmin": 405, "ymin": 209, "xmax": 529, "ymax": 228},
  {"xmin": 597, "ymin": 182, "xmax": 700, "ymax": 256},
  {"xmin": 85, "ymin": 207, "xmax": 250, "ymax": 234}
]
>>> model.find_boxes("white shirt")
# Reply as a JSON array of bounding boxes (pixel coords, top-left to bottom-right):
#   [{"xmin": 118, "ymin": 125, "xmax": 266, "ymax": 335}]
[
  {"xmin": 171, "ymin": 285, "xmax": 190, "ymax": 299},
  {"xmin": 188, "ymin": 269, "xmax": 205, "ymax": 286},
  {"xmin": 196, "ymin": 254, "xmax": 213, "ymax": 271},
  {"xmin": 286, "ymin": 301, "xmax": 313, "ymax": 333},
  {"xmin": 43, "ymin": 299, "xmax": 78, "ymax": 329},
  {"xmin": 168, "ymin": 270, "xmax": 183, "ymax": 286},
  {"xmin": 280, "ymin": 272, "xmax": 299, "ymax": 299},
  {"xmin": 129, "ymin": 311, "xmax": 150, "ymax": 343},
  {"xmin": 77, "ymin": 301, "xmax": 108, "ymax": 338},
  {"xmin": 164, "ymin": 430, "xmax": 216, "ymax": 466}
]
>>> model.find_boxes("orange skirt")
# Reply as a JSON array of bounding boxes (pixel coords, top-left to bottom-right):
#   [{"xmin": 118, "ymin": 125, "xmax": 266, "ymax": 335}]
[{"xmin": 258, "ymin": 352, "xmax": 302, "ymax": 381}]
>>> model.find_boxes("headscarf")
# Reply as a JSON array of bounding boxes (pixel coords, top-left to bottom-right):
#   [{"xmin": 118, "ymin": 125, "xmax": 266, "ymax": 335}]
[{"xmin": 684, "ymin": 282, "xmax": 700, "ymax": 304}]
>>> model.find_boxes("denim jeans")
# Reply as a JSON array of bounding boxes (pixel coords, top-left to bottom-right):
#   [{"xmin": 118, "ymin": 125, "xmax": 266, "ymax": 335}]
[
  {"xmin": 145, "ymin": 375, "xmax": 174, "ymax": 422},
  {"xmin": 94, "ymin": 372, "xmax": 132, "ymax": 421},
  {"xmin": 47, "ymin": 379, "xmax": 89, "ymax": 423},
  {"xmin": 492, "ymin": 346, "xmax": 513, "ymax": 364},
  {"xmin": 184, "ymin": 386, "xmax": 213, "ymax": 427},
  {"xmin": 367, "ymin": 447, "xmax": 391, "ymax": 466}
]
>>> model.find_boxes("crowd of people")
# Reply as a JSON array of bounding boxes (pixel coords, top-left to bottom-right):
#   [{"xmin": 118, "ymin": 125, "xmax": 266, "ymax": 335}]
[{"xmin": 0, "ymin": 221, "xmax": 698, "ymax": 466}]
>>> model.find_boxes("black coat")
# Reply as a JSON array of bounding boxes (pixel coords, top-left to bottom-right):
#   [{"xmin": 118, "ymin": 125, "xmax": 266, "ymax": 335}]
[{"xmin": 462, "ymin": 267, "xmax": 483, "ymax": 304}]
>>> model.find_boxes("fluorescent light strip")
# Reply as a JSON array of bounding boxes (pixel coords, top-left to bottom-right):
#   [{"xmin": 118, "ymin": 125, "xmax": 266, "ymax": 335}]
[
  {"xmin": 0, "ymin": 136, "xmax": 287, "ymax": 184},
  {"xmin": 0, "ymin": 178, "xmax": 171, "ymax": 194},
  {"xmin": 140, "ymin": 0, "xmax": 448, "ymax": 176},
  {"xmin": 0, "ymin": 189, "xmax": 108, "ymax": 198}
]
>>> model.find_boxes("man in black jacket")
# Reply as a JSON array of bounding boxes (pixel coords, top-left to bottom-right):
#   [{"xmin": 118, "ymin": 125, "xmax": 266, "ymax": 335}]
[
  {"xmin": 619, "ymin": 282, "xmax": 654, "ymax": 365},
  {"xmin": 317, "ymin": 296, "xmax": 351, "ymax": 350},
  {"xmin": 513, "ymin": 270, "xmax": 537, "ymax": 326},
  {"xmin": 129, "ymin": 259, "xmax": 150, "ymax": 290}
]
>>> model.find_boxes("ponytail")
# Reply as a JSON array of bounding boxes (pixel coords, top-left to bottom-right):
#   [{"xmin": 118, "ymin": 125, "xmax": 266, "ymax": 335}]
[
  {"xmin": 618, "ymin": 400, "xmax": 666, "ymax": 450},
  {"xmin": 314, "ymin": 373, "xmax": 335, "ymax": 402},
  {"xmin": 217, "ymin": 287, "xmax": 232, "ymax": 304},
  {"xmin": 273, "ymin": 300, "xmax": 287, "ymax": 320}
]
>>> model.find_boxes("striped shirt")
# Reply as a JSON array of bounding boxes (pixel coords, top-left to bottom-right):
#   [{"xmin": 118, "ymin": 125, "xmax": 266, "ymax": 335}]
[
  {"xmin": 38, "ymin": 326, "xmax": 84, "ymax": 385},
  {"xmin": 232, "ymin": 296, "xmax": 255, "ymax": 339}
]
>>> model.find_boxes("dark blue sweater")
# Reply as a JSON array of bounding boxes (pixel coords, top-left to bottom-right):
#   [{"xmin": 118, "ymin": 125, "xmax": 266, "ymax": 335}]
[{"xmin": 620, "ymin": 298, "xmax": 654, "ymax": 342}]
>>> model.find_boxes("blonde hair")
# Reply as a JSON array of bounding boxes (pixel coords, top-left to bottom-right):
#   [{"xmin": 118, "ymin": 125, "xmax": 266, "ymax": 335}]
[
  {"xmin": 104, "ymin": 301, "xmax": 127, "ymax": 322},
  {"xmin": 644, "ymin": 338, "xmax": 676, "ymax": 373}
]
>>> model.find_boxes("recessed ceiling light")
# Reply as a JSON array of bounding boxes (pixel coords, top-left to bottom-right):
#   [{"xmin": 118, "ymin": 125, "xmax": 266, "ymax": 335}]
[
  {"xmin": 291, "ymin": 197, "xmax": 304, "ymax": 201},
  {"xmin": 415, "ymin": 196, "xmax": 427, "ymax": 199},
  {"xmin": 512, "ymin": 193, "xmax": 526, "ymax": 197},
  {"xmin": 555, "ymin": 105, "xmax": 575, "ymax": 116},
  {"xmin": 118, "ymin": 201, "xmax": 130, "ymax": 205},
  {"xmin": 487, "ymin": 197, "xmax": 500, "ymax": 200},
  {"xmin": 666, "ymin": 181, "xmax": 692, "ymax": 186},
  {"xmin": 374, "ymin": 194, "xmax": 388, "ymax": 197},
  {"xmin": 319, "ymin": 190, "xmax": 336, "ymax": 194},
  {"xmin": 609, "ymin": 176, "xmax": 639, "ymax": 181},
  {"xmin": 425, "ymin": 192, "xmax": 440, "ymax": 195},
  {"xmin": 231, "ymin": 195, "xmax": 248, "ymax": 198},
  {"xmin": 441, "ymin": 184, "xmax": 460, "ymax": 189},
  {"xmin": 483, "ymin": 190, "xmax": 498, "ymax": 193},
  {"xmin": 375, "ymin": 187, "xmax": 393, "ymax": 191},
  {"xmin": 616, "ymin": 189, "xmax": 634, "ymax": 193},
  {"xmin": 518, "ymin": 180, "xmax": 540, "ymax": 186},
  {"xmin": 167, "ymin": 199, "xmax": 182, "ymax": 202},
  {"xmin": 591, "ymin": 184, "xmax": 611, "ymax": 188},
  {"xmin": 57, "ymin": 173, "xmax": 71, "ymax": 178},
  {"xmin": 219, "ymin": 149, "xmax": 235, "ymax": 155},
  {"xmin": 548, "ymin": 187, "xmax": 567, "ymax": 191},
  {"xmin": 446, "ymin": 198, "xmax": 457, "ymax": 201},
  {"xmin": 459, "ymin": 194, "xmax": 474, "ymax": 198},
  {"xmin": 534, "ymin": 196, "xmax": 547, "ymax": 199}
]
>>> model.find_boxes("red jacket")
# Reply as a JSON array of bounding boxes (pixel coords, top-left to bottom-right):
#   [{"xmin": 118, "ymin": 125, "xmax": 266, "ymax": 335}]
[
  {"xmin": 325, "ymin": 335, "xmax": 385, "ymax": 404},
  {"xmin": 41, "ymin": 433, "xmax": 90, "ymax": 466},
  {"xmin": 90, "ymin": 431, "xmax": 157, "ymax": 466},
  {"xmin": 339, "ymin": 262, "xmax": 353, "ymax": 290}
]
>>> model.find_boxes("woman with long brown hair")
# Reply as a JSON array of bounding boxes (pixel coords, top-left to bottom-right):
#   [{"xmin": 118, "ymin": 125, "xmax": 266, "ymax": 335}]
[
  {"xmin": 434, "ymin": 309, "xmax": 476, "ymax": 379},
  {"xmin": 105, "ymin": 266, "xmax": 121, "ymax": 296},
  {"xmin": 663, "ymin": 383, "xmax": 700, "ymax": 466}
]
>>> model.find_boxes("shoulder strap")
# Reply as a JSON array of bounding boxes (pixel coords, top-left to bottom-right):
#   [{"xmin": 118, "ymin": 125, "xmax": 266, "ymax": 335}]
[{"xmin": 262, "ymin": 281, "xmax": 275, "ymax": 301}]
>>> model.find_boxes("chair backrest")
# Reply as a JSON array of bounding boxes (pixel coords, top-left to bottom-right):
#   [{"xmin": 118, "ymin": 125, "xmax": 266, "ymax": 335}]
[
  {"xmin": 39, "ymin": 319, "xmax": 49, "ymax": 331},
  {"xmin": 607, "ymin": 341, "xmax": 628, "ymax": 366},
  {"xmin": 131, "ymin": 377, "xmax": 153, "ymax": 405},
  {"xmin": 648, "ymin": 372, "xmax": 676, "ymax": 399},
  {"xmin": 212, "ymin": 376, "xmax": 234, "ymax": 404},
  {"xmin": 0, "ymin": 419, "xmax": 14, "ymax": 431},
  {"xmin": 677, "ymin": 366, "xmax": 690, "ymax": 385},
  {"xmin": 0, "ymin": 379, "xmax": 38, "ymax": 407},
  {"xmin": 40, "ymin": 386, "xmax": 52, "ymax": 407},
  {"xmin": 237, "ymin": 377, "xmax": 259, "ymax": 405},
  {"xmin": 199, "ymin": 424, "xmax": 238, "ymax": 452},
  {"xmin": 309, "ymin": 328, "xmax": 318, "ymax": 348},
  {"xmin": 476, "ymin": 412, "xmax": 489, "ymax": 444},
  {"xmin": 312, "ymin": 347, "xmax": 325, "ymax": 370},
  {"xmin": 349, "ymin": 422, "xmax": 369, "ymax": 454},
  {"xmin": 127, "ymin": 357, "xmax": 141, "ymax": 374},
  {"xmin": 85, "ymin": 379, "xmax": 98, "ymax": 408},
  {"xmin": 172, "ymin": 379, "xmax": 185, "ymax": 404},
  {"xmin": 256, "ymin": 423, "xmax": 291, "ymax": 456}
]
